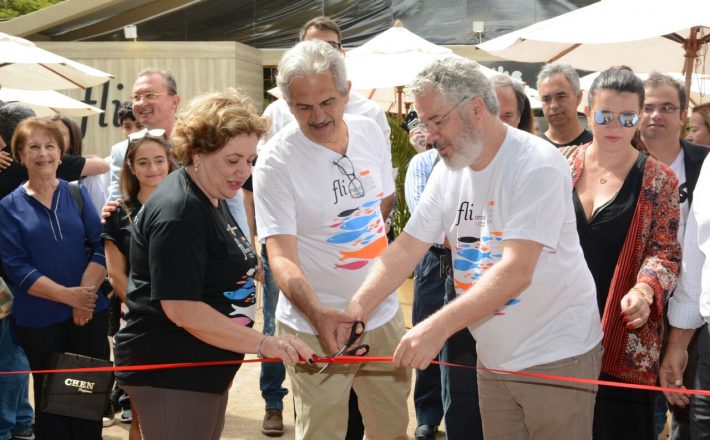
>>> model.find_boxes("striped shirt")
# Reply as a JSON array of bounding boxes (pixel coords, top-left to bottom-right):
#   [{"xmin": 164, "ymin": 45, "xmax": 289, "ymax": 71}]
[{"xmin": 404, "ymin": 149, "xmax": 439, "ymax": 213}]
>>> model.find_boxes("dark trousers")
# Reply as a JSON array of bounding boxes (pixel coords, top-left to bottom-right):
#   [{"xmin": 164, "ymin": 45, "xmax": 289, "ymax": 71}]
[
  {"xmin": 412, "ymin": 248, "xmax": 446, "ymax": 427},
  {"xmin": 593, "ymin": 372, "xmax": 655, "ymax": 440},
  {"xmin": 14, "ymin": 309, "xmax": 109, "ymax": 440},
  {"xmin": 692, "ymin": 324, "xmax": 710, "ymax": 439},
  {"xmin": 440, "ymin": 277, "xmax": 483, "ymax": 440}
]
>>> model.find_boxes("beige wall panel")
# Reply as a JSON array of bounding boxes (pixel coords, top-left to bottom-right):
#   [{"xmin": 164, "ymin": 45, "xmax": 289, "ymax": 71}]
[{"xmin": 34, "ymin": 42, "xmax": 263, "ymax": 157}]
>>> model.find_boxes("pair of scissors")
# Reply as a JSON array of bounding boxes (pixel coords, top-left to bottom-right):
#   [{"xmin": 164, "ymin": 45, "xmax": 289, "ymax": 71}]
[{"xmin": 318, "ymin": 320, "xmax": 370, "ymax": 373}]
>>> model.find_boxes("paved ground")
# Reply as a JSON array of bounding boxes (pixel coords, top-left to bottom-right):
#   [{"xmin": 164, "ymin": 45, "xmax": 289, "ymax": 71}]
[{"xmin": 102, "ymin": 279, "xmax": 448, "ymax": 439}]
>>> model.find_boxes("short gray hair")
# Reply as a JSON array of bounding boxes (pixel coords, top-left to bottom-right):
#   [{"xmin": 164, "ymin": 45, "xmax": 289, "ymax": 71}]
[
  {"xmin": 537, "ymin": 62, "xmax": 581, "ymax": 95},
  {"xmin": 136, "ymin": 68, "xmax": 178, "ymax": 96},
  {"xmin": 0, "ymin": 102, "xmax": 36, "ymax": 145},
  {"xmin": 410, "ymin": 57, "xmax": 499, "ymax": 115},
  {"xmin": 277, "ymin": 40, "xmax": 349, "ymax": 102}
]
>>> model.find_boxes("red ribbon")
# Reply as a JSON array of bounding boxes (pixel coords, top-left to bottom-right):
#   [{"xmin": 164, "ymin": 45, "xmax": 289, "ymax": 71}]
[{"xmin": 1, "ymin": 355, "xmax": 707, "ymax": 397}]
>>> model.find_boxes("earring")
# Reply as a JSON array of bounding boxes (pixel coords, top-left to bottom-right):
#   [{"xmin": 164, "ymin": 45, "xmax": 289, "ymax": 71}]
[
  {"xmin": 194, "ymin": 163, "xmax": 199, "ymax": 174},
  {"xmin": 58, "ymin": 160, "xmax": 62, "ymax": 165}
]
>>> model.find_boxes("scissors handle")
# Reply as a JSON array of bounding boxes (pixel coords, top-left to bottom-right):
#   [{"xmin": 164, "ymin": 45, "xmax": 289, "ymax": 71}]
[{"xmin": 343, "ymin": 343, "xmax": 369, "ymax": 357}]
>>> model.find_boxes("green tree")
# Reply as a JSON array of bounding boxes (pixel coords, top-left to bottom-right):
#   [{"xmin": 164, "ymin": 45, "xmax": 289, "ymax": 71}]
[{"xmin": 0, "ymin": 0, "xmax": 63, "ymax": 21}]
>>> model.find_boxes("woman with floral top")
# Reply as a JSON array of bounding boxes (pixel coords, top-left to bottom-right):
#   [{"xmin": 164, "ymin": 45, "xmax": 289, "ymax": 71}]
[{"xmin": 565, "ymin": 66, "xmax": 682, "ymax": 439}]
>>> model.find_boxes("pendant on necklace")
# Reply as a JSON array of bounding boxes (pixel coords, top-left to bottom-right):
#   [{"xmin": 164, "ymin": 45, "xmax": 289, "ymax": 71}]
[
  {"xmin": 599, "ymin": 176, "xmax": 608, "ymax": 184},
  {"xmin": 225, "ymin": 224, "xmax": 238, "ymax": 237}
]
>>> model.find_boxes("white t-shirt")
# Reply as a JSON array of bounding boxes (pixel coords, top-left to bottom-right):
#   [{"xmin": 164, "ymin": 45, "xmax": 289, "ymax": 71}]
[
  {"xmin": 405, "ymin": 126, "xmax": 602, "ymax": 372},
  {"xmin": 669, "ymin": 148, "xmax": 689, "ymax": 242},
  {"xmin": 254, "ymin": 114, "xmax": 398, "ymax": 334},
  {"xmin": 257, "ymin": 91, "xmax": 391, "ymax": 153}
]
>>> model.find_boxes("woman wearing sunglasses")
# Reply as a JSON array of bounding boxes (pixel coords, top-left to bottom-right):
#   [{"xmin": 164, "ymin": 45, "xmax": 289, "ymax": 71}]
[
  {"xmin": 112, "ymin": 90, "xmax": 315, "ymax": 440},
  {"xmin": 102, "ymin": 129, "xmax": 176, "ymax": 439},
  {"xmin": 563, "ymin": 67, "xmax": 681, "ymax": 439}
]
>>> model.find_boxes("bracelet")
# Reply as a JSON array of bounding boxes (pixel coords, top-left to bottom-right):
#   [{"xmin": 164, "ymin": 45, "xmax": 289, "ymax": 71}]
[
  {"xmin": 256, "ymin": 335, "xmax": 267, "ymax": 359},
  {"xmin": 630, "ymin": 287, "xmax": 653, "ymax": 306}
]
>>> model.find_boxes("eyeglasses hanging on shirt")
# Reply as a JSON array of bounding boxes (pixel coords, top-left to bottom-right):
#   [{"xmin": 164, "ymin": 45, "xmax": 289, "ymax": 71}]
[{"xmin": 333, "ymin": 155, "xmax": 365, "ymax": 199}]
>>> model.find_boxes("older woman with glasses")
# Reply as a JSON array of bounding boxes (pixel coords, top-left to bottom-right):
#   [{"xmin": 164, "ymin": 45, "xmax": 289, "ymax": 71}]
[
  {"xmin": 113, "ymin": 90, "xmax": 314, "ymax": 440},
  {"xmin": 562, "ymin": 67, "xmax": 681, "ymax": 439},
  {"xmin": 0, "ymin": 117, "xmax": 109, "ymax": 440}
]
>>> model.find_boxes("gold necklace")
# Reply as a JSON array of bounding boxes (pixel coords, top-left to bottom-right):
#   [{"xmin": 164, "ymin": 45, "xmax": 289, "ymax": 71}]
[{"xmin": 599, "ymin": 173, "xmax": 611, "ymax": 184}]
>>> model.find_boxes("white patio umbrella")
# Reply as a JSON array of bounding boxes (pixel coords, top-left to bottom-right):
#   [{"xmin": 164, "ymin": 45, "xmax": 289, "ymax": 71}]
[
  {"xmin": 346, "ymin": 21, "xmax": 502, "ymax": 116},
  {"xmin": 0, "ymin": 32, "xmax": 113, "ymax": 90},
  {"xmin": 344, "ymin": 20, "xmax": 463, "ymax": 117},
  {"xmin": 0, "ymin": 88, "xmax": 104, "ymax": 117},
  {"xmin": 475, "ymin": 0, "xmax": 710, "ymax": 101}
]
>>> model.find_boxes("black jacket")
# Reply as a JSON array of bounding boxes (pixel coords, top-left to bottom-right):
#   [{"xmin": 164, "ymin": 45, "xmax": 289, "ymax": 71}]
[{"xmin": 680, "ymin": 138, "xmax": 709, "ymax": 207}]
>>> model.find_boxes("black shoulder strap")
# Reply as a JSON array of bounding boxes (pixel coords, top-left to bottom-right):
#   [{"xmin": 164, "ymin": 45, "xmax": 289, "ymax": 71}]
[{"xmin": 68, "ymin": 182, "xmax": 84, "ymax": 216}]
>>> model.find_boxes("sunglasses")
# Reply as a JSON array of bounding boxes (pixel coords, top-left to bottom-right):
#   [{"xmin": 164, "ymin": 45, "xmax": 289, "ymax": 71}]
[
  {"xmin": 593, "ymin": 110, "xmax": 640, "ymax": 128},
  {"xmin": 128, "ymin": 128, "xmax": 166, "ymax": 142}
]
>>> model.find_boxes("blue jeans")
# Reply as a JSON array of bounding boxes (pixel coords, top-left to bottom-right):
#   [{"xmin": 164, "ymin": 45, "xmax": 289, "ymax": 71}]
[
  {"xmin": 440, "ymin": 277, "xmax": 483, "ymax": 440},
  {"xmin": 259, "ymin": 251, "xmax": 288, "ymax": 410},
  {"xmin": 0, "ymin": 318, "xmax": 34, "ymax": 440},
  {"xmin": 412, "ymin": 249, "xmax": 446, "ymax": 427}
]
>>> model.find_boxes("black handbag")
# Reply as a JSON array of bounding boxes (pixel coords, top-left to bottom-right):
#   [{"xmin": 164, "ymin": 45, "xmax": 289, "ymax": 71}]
[{"xmin": 41, "ymin": 352, "xmax": 114, "ymax": 421}]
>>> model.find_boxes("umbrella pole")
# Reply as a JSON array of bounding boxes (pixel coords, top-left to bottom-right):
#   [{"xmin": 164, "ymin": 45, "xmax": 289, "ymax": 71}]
[
  {"xmin": 396, "ymin": 86, "xmax": 404, "ymax": 122},
  {"xmin": 682, "ymin": 27, "xmax": 699, "ymax": 110}
]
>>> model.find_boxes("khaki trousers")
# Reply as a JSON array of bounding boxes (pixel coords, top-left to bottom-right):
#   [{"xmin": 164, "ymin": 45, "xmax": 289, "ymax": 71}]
[
  {"xmin": 477, "ymin": 343, "xmax": 602, "ymax": 440},
  {"xmin": 276, "ymin": 311, "xmax": 410, "ymax": 440}
]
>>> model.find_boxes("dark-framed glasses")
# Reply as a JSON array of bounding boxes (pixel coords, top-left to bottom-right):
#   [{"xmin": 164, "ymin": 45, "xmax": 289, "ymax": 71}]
[
  {"xmin": 593, "ymin": 109, "xmax": 640, "ymax": 128},
  {"xmin": 333, "ymin": 155, "xmax": 365, "ymax": 199},
  {"xmin": 419, "ymin": 96, "xmax": 469, "ymax": 134},
  {"xmin": 129, "ymin": 92, "xmax": 171, "ymax": 103},
  {"xmin": 642, "ymin": 104, "xmax": 680, "ymax": 114},
  {"xmin": 324, "ymin": 40, "xmax": 342, "ymax": 50},
  {"xmin": 128, "ymin": 128, "xmax": 166, "ymax": 142}
]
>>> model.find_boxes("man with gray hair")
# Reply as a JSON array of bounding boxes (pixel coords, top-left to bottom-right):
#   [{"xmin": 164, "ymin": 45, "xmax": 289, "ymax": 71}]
[
  {"xmin": 537, "ymin": 62, "xmax": 592, "ymax": 147},
  {"xmin": 245, "ymin": 16, "xmax": 392, "ymax": 436},
  {"xmin": 107, "ymin": 68, "xmax": 181, "ymax": 201},
  {"xmin": 253, "ymin": 40, "xmax": 409, "ymax": 440},
  {"xmin": 347, "ymin": 57, "xmax": 603, "ymax": 438}
]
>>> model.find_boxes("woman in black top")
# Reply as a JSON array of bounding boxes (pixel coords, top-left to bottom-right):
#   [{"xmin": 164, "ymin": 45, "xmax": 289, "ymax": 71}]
[
  {"xmin": 103, "ymin": 130, "xmax": 175, "ymax": 439},
  {"xmin": 114, "ymin": 90, "xmax": 315, "ymax": 440}
]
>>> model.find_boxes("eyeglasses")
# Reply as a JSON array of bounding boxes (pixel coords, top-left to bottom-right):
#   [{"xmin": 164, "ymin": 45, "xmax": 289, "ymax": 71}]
[
  {"xmin": 128, "ymin": 128, "xmax": 166, "ymax": 142},
  {"xmin": 129, "ymin": 92, "xmax": 171, "ymax": 103},
  {"xmin": 418, "ymin": 96, "xmax": 469, "ymax": 134},
  {"xmin": 642, "ymin": 104, "xmax": 680, "ymax": 114},
  {"xmin": 333, "ymin": 156, "xmax": 365, "ymax": 198},
  {"xmin": 324, "ymin": 40, "xmax": 341, "ymax": 50},
  {"xmin": 593, "ymin": 109, "xmax": 640, "ymax": 128}
]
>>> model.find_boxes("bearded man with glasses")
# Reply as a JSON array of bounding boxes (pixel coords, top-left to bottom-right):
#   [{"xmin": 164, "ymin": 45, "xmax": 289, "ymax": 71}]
[
  {"xmin": 347, "ymin": 57, "xmax": 604, "ymax": 439},
  {"xmin": 253, "ymin": 40, "xmax": 409, "ymax": 440}
]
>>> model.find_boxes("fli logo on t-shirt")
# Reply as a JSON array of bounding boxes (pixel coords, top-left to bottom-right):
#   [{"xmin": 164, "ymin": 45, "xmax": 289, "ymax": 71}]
[
  {"xmin": 452, "ymin": 200, "xmax": 520, "ymax": 316},
  {"xmin": 331, "ymin": 168, "xmax": 377, "ymax": 204},
  {"xmin": 325, "ymin": 196, "xmax": 387, "ymax": 271}
]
